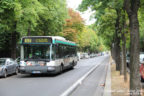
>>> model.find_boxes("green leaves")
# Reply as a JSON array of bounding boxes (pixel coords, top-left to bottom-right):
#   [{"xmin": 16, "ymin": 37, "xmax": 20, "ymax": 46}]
[
  {"xmin": 0, "ymin": 0, "xmax": 68, "ymax": 57},
  {"xmin": 81, "ymin": 26, "xmax": 106, "ymax": 52},
  {"xmin": 62, "ymin": 8, "xmax": 84, "ymax": 42},
  {"xmin": 78, "ymin": 0, "xmax": 125, "ymax": 50},
  {"xmin": 34, "ymin": 0, "xmax": 68, "ymax": 36}
]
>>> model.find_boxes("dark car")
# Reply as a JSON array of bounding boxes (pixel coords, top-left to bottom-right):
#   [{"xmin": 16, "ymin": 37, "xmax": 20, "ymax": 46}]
[{"xmin": 0, "ymin": 58, "xmax": 19, "ymax": 78}]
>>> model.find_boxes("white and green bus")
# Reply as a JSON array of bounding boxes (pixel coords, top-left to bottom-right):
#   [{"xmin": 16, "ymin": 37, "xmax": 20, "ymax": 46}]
[{"xmin": 19, "ymin": 36, "xmax": 77, "ymax": 74}]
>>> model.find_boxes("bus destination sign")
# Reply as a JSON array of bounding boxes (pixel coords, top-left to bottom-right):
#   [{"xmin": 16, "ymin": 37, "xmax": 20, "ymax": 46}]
[{"xmin": 22, "ymin": 37, "xmax": 52, "ymax": 44}]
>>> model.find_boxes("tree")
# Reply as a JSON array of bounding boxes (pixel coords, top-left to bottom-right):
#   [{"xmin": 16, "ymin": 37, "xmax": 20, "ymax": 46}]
[
  {"xmin": 0, "ymin": 0, "xmax": 21, "ymax": 59},
  {"xmin": 35, "ymin": 0, "xmax": 68, "ymax": 36},
  {"xmin": 79, "ymin": 0, "xmax": 124, "ymax": 71},
  {"xmin": 78, "ymin": 26, "xmax": 102, "ymax": 52},
  {"xmin": 0, "ymin": 0, "xmax": 68, "ymax": 58},
  {"xmin": 121, "ymin": 8, "xmax": 128, "ymax": 82},
  {"xmin": 124, "ymin": 0, "xmax": 141, "ymax": 95},
  {"xmin": 16, "ymin": 0, "xmax": 46, "ymax": 36},
  {"xmin": 79, "ymin": 0, "xmax": 131, "ymax": 83},
  {"xmin": 63, "ymin": 8, "xmax": 84, "ymax": 42}
]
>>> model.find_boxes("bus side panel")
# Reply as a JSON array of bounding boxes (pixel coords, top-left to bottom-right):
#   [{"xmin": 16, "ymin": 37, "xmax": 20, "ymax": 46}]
[{"xmin": 54, "ymin": 59, "xmax": 64, "ymax": 71}]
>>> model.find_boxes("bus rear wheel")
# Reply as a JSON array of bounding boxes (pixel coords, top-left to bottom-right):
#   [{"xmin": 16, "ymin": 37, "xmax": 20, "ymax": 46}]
[{"xmin": 71, "ymin": 61, "xmax": 75, "ymax": 69}]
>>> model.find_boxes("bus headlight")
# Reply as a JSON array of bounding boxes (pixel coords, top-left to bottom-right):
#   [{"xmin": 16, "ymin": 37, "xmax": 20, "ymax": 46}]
[
  {"xmin": 48, "ymin": 66, "xmax": 55, "ymax": 71},
  {"xmin": 46, "ymin": 61, "xmax": 55, "ymax": 66}
]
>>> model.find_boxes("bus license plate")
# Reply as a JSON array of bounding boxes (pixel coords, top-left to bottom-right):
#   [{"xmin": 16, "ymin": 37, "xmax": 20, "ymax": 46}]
[{"xmin": 32, "ymin": 71, "xmax": 41, "ymax": 74}]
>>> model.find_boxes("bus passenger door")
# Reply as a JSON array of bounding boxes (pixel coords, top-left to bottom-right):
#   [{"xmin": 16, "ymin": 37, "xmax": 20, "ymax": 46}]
[{"xmin": 64, "ymin": 55, "xmax": 71, "ymax": 67}]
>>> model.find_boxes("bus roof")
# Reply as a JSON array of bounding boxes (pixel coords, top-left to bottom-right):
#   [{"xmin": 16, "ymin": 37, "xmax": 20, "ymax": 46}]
[
  {"xmin": 22, "ymin": 36, "xmax": 66, "ymax": 40},
  {"xmin": 21, "ymin": 36, "xmax": 77, "ymax": 46}
]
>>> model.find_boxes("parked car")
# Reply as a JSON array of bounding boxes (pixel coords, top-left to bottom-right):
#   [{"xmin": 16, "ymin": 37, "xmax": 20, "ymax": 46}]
[
  {"xmin": 139, "ymin": 53, "xmax": 144, "ymax": 82},
  {"xmin": 77, "ymin": 53, "xmax": 81, "ymax": 61},
  {"xmin": 126, "ymin": 52, "xmax": 144, "ymax": 82},
  {"xmin": 140, "ymin": 53, "xmax": 144, "ymax": 64},
  {"xmin": 126, "ymin": 52, "xmax": 144, "ymax": 68},
  {"xmin": 140, "ymin": 62, "xmax": 144, "ymax": 82},
  {"xmin": 15, "ymin": 57, "xmax": 20, "ymax": 67},
  {"xmin": 80, "ymin": 53, "xmax": 89, "ymax": 59},
  {"xmin": 90, "ymin": 54, "xmax": 94, "ymax": 58},
  {"xmin": 80, "ymin": 53, "xmax": 85, "ymax": 59},
  {"xmin": 85, "ymin": 54, "xmax": 90, "ymax": 59},
  {"xmin": 83, "ymin": 53, "xmax": 89, "ymax": 59},
  {"xmin": 0, "ymin": 58, "xmax": 19, "ymax": 78}
]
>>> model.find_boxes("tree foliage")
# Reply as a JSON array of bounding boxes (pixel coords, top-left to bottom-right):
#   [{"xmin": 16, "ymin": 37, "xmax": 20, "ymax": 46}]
[
  {"xmin": 0, "ymin": 0, "xmax": 68, "ymax": 58},
  {"xmin": 62, "ymin": 8, "xmax": 84, "ymax": 42},
  {"xmin": 35, "ymin": 0, "xmax": 68, "ymax": 36}
]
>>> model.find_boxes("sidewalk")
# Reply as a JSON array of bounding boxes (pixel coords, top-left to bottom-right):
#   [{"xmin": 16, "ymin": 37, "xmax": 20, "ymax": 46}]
[{"xmin": 103, "ymin": 61, "xmax": 111, "ymax": 96}]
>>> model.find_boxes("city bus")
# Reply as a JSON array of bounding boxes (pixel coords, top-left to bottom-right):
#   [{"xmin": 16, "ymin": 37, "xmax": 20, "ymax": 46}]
[{"xmin": 19, "ymin": 36, "xmax": 77, "ymax": 74}]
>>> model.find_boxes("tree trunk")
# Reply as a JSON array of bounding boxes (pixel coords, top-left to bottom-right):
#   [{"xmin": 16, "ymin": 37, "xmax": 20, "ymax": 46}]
[
  {"xmin": 129, "ymin": 14, "xmax": 141, "ymax": 96},
  {"xmin": 111, "ymin": 43, "xmax": 116, "ymax": 61},
  {"xmin": 124, "ymin": 0, "xmax": 141, "ymax": 95},
  {"xmin": 121, "ymin": 42, "xmax": 124, "ymax": 75},
  {"xmin": 115, "ymin": 9, "xmax": 121, "ymax": 71},
  {"xmin": 115, "ymin": 37, "xmax": 121, "ymax": 71},
  {"xmin": 120, "ymin": 9, "xmax": 128, "ymax": 82},
  {"xmin": 122, "ymin": 30, "xmax": 127, "ymax": 82},
  {"xmin": 11, "ymin": 23, "xmax": 17, "ymax": 59}
]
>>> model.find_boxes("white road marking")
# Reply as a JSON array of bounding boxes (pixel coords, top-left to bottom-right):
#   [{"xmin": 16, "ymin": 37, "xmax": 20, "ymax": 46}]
[{"xmin": 60, "ymin": 62, "xmax": 101, "ymax": 96}]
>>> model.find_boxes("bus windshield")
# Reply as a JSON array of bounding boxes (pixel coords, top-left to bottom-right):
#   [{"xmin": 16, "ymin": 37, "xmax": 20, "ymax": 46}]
[{"xmin": 24, "ymin": 45, "xmax": 51, "ymax": 61}]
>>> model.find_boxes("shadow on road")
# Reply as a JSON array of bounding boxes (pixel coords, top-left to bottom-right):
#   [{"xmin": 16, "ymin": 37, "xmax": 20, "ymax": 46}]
[{"xmin": 18, "ymin": 68, "xmax": 74, "ymax": 78}]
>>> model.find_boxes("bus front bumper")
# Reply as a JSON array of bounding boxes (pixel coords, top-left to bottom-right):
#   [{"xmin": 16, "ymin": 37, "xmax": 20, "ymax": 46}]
[{"xmin": 20, "ymin": 66, "xmax": 61, "ymax": 74}]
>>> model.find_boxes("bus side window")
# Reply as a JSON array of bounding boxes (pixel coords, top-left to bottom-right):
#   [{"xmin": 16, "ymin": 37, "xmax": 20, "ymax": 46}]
[
  {"xmin": 51, "ymin": 45, "xmax": 56, "ymax": 60},
  {"xmin": 55, "ymin": 45, "xmax": 59, "ymax": 59},
  {"xmin": 69, "ymin": 46, "xmax": 73, "ymax": 57},
  {"xmin": 72, "ymin": 47, "xmax": 76, "ymax": 57},
  {"xmin": 55, "ymin": 44, "xmax": 63, "ymax": 59},
  {"xmin": 64, "ymin": 45, "xmax": 69, "ymax": 58},
  {"xmin": 59, "ymin": 45, "xmax": 62, "ymax": 58},
  {"xmin": 61, "ymin": 45, "xmax": 65, "ymax": 58},
  {"xmin": 62, "ymin": 45, "xmax": 66, "ymax": 58}
]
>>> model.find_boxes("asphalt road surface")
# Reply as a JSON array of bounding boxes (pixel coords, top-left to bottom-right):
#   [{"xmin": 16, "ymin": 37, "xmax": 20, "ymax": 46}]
[{"xmin": 0, "ymin": 55, "xmax": 110, "ymax": 96}]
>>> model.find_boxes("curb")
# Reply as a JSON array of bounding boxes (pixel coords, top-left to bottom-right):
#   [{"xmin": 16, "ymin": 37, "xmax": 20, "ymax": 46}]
[{"xmin": 103, "ymin": 58, "xmax": 111, "ymax": 96}]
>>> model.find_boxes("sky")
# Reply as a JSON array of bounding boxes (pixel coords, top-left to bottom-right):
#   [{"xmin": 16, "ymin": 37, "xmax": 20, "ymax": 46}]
[{"xmin": 66, "ymin": 0, "xmax": 96, "ymax": 25}]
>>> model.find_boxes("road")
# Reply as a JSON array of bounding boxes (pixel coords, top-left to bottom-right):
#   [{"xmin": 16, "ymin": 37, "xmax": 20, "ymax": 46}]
[{"xmin": 0, "ymin": 55, "xmax": 110, "ymax": 96}]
